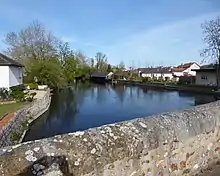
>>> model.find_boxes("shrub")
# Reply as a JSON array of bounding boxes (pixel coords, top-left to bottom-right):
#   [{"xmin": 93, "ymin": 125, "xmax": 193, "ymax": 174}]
[
  {"xmin": 10, "ymin": 85, "xmax": 26, "ymax": 102},
  {"xmin": 0, "ymin": 88, "xmax": 11, "ymax": 100},
  {"xmin": 26, "ymin": 59, "xmax": 66, "ymax": 89},
  {"xmin": 10, "ymin": 130, "xmax": 20, "ymax": 143},
  {"xmin": 27, "ymin": 83, "xmax": 38, "ymax": 90},
  {"xmin": 142, "ymin": 77, "xmax": 151, "ymax": 83}
]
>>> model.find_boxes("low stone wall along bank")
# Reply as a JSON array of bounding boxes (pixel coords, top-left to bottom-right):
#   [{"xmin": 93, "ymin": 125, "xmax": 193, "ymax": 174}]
[
  {"xmin": 0, "ymin": 89, "xmax": 51, "ymax": 148},
  {"xmin": 1, "ymin": 100, "xmax": 220, "ymax": 175}
]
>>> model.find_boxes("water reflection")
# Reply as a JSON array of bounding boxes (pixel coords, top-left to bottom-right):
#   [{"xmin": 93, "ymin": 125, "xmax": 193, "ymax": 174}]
[{"xmin": 24, "ymin": 83, "xmax": 215, "ymax": 141}]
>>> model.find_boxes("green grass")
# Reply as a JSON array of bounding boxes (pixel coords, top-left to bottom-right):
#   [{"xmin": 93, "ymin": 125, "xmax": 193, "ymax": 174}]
[{"xmin": 0, "ymin": 102, "xmax": 25, "ymax": 118}]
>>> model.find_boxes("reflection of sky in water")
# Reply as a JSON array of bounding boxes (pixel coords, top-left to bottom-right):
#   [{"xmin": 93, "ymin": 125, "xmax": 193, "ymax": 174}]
[{"xmin": 24, "ymin": 84, "xmax": 215, "ymax": 141}]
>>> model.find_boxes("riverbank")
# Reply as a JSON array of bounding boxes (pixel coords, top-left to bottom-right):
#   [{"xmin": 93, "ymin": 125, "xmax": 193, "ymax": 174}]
[
  {"xmin": 116, "ymin": 80, "xmax": 219, "ymax": 95},
  {"xmin": 0, "ymin": 89, "xmax": 51, "ymax": 148}
]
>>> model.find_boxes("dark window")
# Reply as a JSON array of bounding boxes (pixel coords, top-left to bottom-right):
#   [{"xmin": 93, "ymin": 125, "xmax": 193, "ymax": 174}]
[{"xmin": 201, "ymin": 75, "xmax": 208, "ymax": 80}]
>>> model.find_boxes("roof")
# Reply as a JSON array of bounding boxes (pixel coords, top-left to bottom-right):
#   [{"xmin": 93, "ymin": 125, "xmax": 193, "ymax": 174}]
[
  {"xmin": 191, "ymin": 68, "xmax": 216, "ymax": 72},
  {"xmin": 91, "ymin": 72, "xmax": 109, "ymax": 78},
  {"xmin": 139, "ymin": 67, "xmax": 172, "ymax": 74},
  {"xmin": 172, "ymin": 62, "xmax": 198, "ymax": 72},
  {"xmin": 0, "ymin": 53, "xmax": 23, "ymax": 67}
]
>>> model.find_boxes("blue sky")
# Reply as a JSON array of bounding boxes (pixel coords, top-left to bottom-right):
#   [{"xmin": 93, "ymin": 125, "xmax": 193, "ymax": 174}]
[{"xmin": 0, "ymin": 0, "xmax": 220, "ymax": 67}]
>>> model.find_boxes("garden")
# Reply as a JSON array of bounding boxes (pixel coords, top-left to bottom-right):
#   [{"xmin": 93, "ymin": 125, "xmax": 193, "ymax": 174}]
[{"xmin": 0, "ymin": 85, "xmax": 37, "ymax": 118}]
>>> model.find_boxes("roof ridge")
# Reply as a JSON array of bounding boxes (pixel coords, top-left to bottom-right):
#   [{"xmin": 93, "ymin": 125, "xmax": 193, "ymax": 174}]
[{"xmin": 0, "ymin": 53, "xmax": 23, "ymax": 67}]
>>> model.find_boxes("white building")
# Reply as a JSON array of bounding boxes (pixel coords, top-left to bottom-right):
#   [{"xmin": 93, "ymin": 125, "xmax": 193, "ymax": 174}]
[
  {"xmin": 140, "ymin": 67, "xmax": 173, "ymax": 80},
  {"xmin": 0, "ymin": 53, "xmax": 23, "ymax": 90},
  {"xmin": 172, "ymin": 62, "xmax": 200, "ymax": 77},
  {"xmin": 193, "ymin": 68, "xmax": 217, "ymax": 86}
]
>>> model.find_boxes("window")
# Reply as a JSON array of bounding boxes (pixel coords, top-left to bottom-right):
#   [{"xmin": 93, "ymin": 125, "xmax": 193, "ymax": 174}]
[{"xmin": 201, "ymin": 75, "xmax": 208, "ymax": 80}]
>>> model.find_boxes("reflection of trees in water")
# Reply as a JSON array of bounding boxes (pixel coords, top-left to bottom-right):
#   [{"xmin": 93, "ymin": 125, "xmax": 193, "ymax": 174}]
[
  {"xmin": 139, "ymin": 87, "xmax": 155, "ymax": 100},
  {"xmin": 136, "ymin": 87, "xmax": 141, "ymax": 99},
  {"xmin": 49, "ymin": 84, "xmax": 90, "ymax": 122},
  {"xmin": 129, "ymin": 86, "xmax": 133, "ymax": 100},
  {"xmin": 112, "ymin": 84, "xmax": 126, "ymax": 103},
  {"xmin": 178, "ymin": 92, "xmax": 215, "ymax": 105},
  {"xmin": 96, "ymin": 84, "xmax": 108, "ymax": 104},
  {"xmin": 194, "ymin": 94, "xmax": 215, "ymax": 105},
  {"xmin": 178, "ymin": 92, "xmax": 194, "ymax": 98}
]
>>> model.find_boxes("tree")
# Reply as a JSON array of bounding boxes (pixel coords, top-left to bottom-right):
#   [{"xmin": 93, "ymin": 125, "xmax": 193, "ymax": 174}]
[
  {"xmin": 201, "ymin": 17, "xmax": 220, "ymax": 87},
  {"xmin": 58, "ymin": 42, "xmax": 73, "ymax": 63},
  {"xmin": 107, "ymin": 64, "xmax": 112, "ymax": 72},
  {"xmin": 63, "ymin": 56, "xmax": 78, "ymax": 84},
  {"xmin": 118, "ymin": 61, "xmax": 125, "ymax": 71},
  {"xmin": 75, "ymin": 51, "xmax": 87, "ymax": 66},
  {"xmin": 95, "ymin": 52, "xmax": 108, "ymax": 72},
  {"xmin": 26, "ymin": 59, "xmax": 66, "ymax": 88},
  {"xmin": 4, "ymin": 20, "xmax": 60, "ymax": 65}
]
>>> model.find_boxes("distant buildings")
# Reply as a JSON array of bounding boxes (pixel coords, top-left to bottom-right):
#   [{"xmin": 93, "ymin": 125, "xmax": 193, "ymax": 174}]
[
  {"xmin": 139, "ymin": 67, "xmax": 173, "ymax": 80},
  {"xmin": 138, "ymin": 62, "xmax": 200, "ymax": 81}
]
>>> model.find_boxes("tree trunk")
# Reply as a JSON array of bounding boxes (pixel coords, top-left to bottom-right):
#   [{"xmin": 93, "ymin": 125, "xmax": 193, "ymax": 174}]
[{"xmin": 218, "ymin": 57, "xmax": 220, "ymax": 88}]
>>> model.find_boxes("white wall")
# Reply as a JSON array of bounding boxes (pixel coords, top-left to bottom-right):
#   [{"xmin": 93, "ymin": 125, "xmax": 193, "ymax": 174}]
[
  {"xmin": 141, "ymin": 73, "xmax": 173, "ymax": 80},
  {"xmin": 163, "ymin": 73, "xmax": 173, "ymax": 80},
  {"xmin": 173, "ymin": 71, "xmax": 184, "ymax": 77},
  {"xmin": 184, "ymin": 63, "xmax": 200, "ymax": 76},
  {"xmin": 195, "ymin": 72, "xmax": 217, "ymax": 86},
  {"xmin": 173, "ymin": 63, "xmax": 200, "ymax": 77},
  {"xmin": 0, "ymin": 66, "xmax": 9, "ymax": 89},
  {"xmin": 9, "ymin": 66, "xmax": 23, "ymax": 87},
  {"xmin": 141, "ymin": 73, "xmax": 152, "ymax": 78}
]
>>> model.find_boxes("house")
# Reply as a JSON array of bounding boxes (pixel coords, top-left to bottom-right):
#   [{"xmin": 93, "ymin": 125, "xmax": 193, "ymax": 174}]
[
  {"xmin": 90, "ymin": 72, "xmax": 113, "ymax": 82},
  {"xmin": 112, "ymin": 72, "xmax": 127, "ymax": 80},
  {"xmin": 0, "ymin": 53, "xmax": 23, "ymax": 90},
  {"xmin": 139, "ymin": 67, "xmax": 173, "ymax": 80},
  {"xmin": 192, "ymin": 68, "xmax": 217, "ymax": 86},
  {"xmin": 172, "ymin": 62, "xmax": 200, "ymax": 77}
]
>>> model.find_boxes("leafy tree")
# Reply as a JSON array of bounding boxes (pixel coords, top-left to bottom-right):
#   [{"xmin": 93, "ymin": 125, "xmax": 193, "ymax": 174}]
[
  {"xmin": 63, "ymin": 56, "xmax": 78, "ymax": 84},
  {"xmin": 4, "ymin": 21, "xmax": 60, "ymax": 65},
  {"xmin": 107, "ymin": 64, "xmax": 112, "ymax": 72},
  {"xmin": 26, "ymin": 59, "xmax": 66, "ymax": 89}
]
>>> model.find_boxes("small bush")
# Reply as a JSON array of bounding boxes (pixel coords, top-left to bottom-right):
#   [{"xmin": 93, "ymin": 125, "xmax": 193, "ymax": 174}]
[
  {"xmin": 0, "ymin": 88, "xmax": 11, "ymax": 100},
  {"xmin": 142, "ymin": 77, "xmax": 152, "ymax": 83},
  {"xmin": 10, "ymin": 130, "xmax": 20, "ymax": 143},
  {"xmin": 10, "ymin": 85, "xmax": 26, "ymax": 102},
  {"xmin": 27, "ymin": 83, "xmax": 38, "ymax": 90}
]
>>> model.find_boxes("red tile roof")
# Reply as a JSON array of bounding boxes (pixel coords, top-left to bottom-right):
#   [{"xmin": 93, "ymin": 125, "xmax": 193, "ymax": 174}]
[{"xmin": 172, "ymin": 62, "xmax": 195, "ymax": 72}]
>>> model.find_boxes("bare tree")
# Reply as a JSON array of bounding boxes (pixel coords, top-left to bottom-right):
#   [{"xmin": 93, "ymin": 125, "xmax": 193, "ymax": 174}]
[
  {"xmin": 4, "ymin": 20, "xmax": 60, "ymax": 65},
  {"xmin": 74, "ymin": 50, "xmax": 88, "ymax": 65},
  {"xmin": 201, "ymin": 17, "xmax": 220, "ymax": 87},
  {"xmin": 95, "ymin": 52, "xmax": 108, "ymax": 72},
  {"xmin": 117, "ymin": 61, "xmax": 125, "ymax": 71}
]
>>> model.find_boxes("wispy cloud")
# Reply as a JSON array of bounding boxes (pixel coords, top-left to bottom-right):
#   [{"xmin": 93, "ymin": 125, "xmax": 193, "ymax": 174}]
[{"xmin": 106, "ymin": 12, "xmax": 220, "ymax": 66}]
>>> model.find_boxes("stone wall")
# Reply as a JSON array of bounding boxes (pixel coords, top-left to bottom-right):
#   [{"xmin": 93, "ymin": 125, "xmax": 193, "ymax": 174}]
[
  {"xmin": 0, "ymin": 100, "xmax": 220, "ymax": 176},
  {"xmin": 0, "ymin": 89, "xmax": 51, "ymax": 148}
]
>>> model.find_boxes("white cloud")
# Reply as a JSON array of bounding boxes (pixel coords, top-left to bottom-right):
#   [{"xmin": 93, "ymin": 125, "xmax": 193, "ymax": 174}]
[{"xmin": 106, "ymin": 12, "xmax": 220, "ymax": 66}]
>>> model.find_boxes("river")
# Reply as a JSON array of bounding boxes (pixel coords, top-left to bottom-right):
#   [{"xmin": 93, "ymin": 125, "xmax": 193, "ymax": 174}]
[{"xmin": 23, "ymin": 83, "xmax": 215, "ymax": 141}]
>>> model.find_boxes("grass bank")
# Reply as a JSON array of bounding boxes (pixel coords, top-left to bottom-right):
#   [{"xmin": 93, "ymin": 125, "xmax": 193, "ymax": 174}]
[{"xmin": 0, "ymin": 102, "xmax": 25, "ymax": 118}]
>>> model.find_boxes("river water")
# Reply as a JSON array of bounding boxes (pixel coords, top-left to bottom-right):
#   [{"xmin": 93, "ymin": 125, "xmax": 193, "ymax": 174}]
[{"xmin": 23, "ymin": 83, "xmax": 215, "ymax": 141}]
